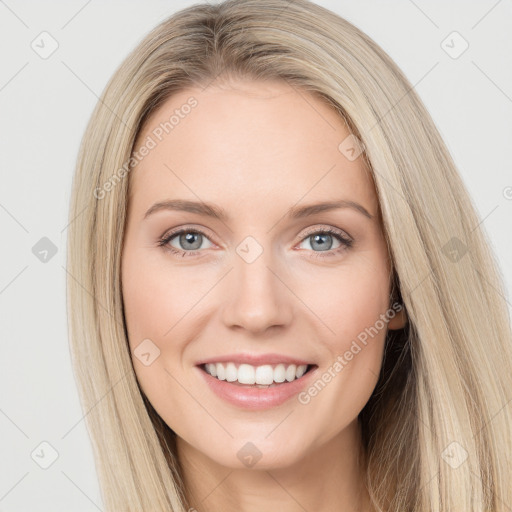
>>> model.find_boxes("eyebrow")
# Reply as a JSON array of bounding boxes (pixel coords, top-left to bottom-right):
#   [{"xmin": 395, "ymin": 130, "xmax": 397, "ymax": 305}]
[{"xmin": 143, "ymin": 198, "xmax": 374, "ymax": 221}]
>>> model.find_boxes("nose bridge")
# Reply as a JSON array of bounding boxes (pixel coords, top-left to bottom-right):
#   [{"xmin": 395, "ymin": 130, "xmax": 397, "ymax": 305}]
[{"xmin": 220, "ymin": 235, "xmax": 293, "ymax": 332}]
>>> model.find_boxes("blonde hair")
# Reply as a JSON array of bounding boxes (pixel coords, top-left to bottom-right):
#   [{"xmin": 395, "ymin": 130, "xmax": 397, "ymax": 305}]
[{"xmin": 66, "ymin": 0, "xmax": 512, "ymax": 510}]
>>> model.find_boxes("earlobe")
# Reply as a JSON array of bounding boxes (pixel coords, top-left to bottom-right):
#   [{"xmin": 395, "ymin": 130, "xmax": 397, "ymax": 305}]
[{"xmin": 388, "ymin": 306, "xmax": 408, "ymax": 330}]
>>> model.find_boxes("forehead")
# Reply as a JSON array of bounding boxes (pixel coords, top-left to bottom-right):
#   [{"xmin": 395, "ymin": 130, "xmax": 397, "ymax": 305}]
[{"xmin": 129, "ymin": 79, "xmax": 377, "ymax": 216}]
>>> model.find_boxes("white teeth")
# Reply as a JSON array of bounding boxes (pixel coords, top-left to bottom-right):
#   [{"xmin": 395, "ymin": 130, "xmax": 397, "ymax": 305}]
[
  {"xmin": 204, "ymin": 362, "xmax": 309, "ymax": 385},
  {"xmin": 255, "ymin": 365, "xmax": 273, "ymax": 385},
  {"xmin": 225, "ymin": 362, "xmax": 237, "ymax": 382},
  {"xmin": 239, "ymin": 364, "xmax": 255, "ymax": 384},
  {"xmin": 296, "ymin": 365, "xmax": 307, "ymax": 378},
  {"xmin": 285, "ymin": 364, "xmax": 296, "ymax": 382},
  {"xmin": 274, "ymin": 364, "xmax": 286, "ymax": 383},
  {"xmin": 216, "ymin": 363, "xmax": 225, "ymax": 380}
]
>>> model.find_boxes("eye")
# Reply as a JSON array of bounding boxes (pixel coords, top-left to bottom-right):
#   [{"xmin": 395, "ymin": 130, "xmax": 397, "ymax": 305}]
[
  {"xmin": 296, "ymin": 227, "xmax": 353, "ymax": 258},
  {"xmin": 158, "ymin": 225, "xmax": 353, "ymax": 259},
  {"xmin": 158, "ymin": 228, "xmax": 213, "ymax": 257}
]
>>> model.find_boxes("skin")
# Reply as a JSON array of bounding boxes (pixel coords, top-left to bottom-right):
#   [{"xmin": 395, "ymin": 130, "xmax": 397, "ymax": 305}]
[{"xmin": 121, "ymin": 77, "xmax": 406, "ymax": 512}]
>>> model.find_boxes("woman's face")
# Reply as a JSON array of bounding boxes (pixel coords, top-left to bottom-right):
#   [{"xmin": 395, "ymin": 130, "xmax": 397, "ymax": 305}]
[{"xmin": 121, "ymin": 78, "xmax": 404, "ymax": 471}]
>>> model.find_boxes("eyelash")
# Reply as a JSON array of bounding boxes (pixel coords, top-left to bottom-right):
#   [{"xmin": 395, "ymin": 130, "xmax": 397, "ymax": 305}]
[{"xmin": 157, "ymin": 226, "xmax": 353, "ymax": 259}]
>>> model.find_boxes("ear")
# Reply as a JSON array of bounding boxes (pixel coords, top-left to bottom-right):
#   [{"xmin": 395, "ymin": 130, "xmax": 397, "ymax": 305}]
[{"xmin": 387, "ymin": 305, "xmax": 407, "ymax": 330}]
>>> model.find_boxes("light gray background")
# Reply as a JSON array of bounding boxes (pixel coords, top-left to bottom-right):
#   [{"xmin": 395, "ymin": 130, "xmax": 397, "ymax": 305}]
[{"xmin": 1, "ymin": 0, "xmax": 511, "ymax": 510}]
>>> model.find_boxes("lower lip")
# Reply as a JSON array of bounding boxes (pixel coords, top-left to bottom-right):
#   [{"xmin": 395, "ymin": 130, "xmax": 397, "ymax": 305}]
[{"xmin": 196, "ymin": 365, "xmax": 318, "ymax": 410}]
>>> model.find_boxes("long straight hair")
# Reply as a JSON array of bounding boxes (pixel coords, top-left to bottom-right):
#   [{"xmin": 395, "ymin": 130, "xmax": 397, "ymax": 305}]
[{"xmin": 66, "ymin": 1, "xmax": 512, "ymax": 510}]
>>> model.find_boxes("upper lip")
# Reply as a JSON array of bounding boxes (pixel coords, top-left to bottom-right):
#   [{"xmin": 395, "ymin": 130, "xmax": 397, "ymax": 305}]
[{"xmin": 196, "ymin": 353, "xmax": 315, "ymax": 367}]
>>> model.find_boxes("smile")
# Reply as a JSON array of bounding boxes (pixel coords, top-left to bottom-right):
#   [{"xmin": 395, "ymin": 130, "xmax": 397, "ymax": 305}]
[{"xmin": 197, "ymin": 362, "xmax": 318, "ymax": 410}]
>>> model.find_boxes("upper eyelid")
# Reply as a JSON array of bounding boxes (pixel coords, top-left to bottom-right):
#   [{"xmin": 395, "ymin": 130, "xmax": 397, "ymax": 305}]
[
  {"xmin": 300, "ymin": 225, "xmax": 352, "ymax": 240},
  {"xmin": 161, "ymin": 225, "xmax": 216, "ymax": 243}
]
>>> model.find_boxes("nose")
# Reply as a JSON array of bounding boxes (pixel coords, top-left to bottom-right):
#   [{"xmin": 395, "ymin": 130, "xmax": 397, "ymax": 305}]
[{"xmin": 220, "ymin": 247, "xmax": 293, "ymax": 334}]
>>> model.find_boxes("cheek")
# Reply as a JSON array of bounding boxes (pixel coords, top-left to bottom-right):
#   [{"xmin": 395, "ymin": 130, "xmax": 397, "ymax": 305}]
[
  {"xmin": 297, "ymin": 254, "xmax": 390, "ymax": 345},
  {"xmin": 121, "ymin": 247, "xmax": 212, "ymax": 404},
  {"xmin": 121, "ymin": 248, "xmax": 204, "ymax": 346}
]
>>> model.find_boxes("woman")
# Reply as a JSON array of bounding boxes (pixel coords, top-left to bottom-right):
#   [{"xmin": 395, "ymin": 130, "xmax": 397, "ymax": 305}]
[{"xmin": 66, "ymin": 0, "xmax": 512, "ymax": 510}]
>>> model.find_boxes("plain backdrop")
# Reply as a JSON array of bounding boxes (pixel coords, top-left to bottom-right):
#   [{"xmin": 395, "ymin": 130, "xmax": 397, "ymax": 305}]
[{"xmin": 0, "ymin": 1, "xmax": 511, "ymax": 510}]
